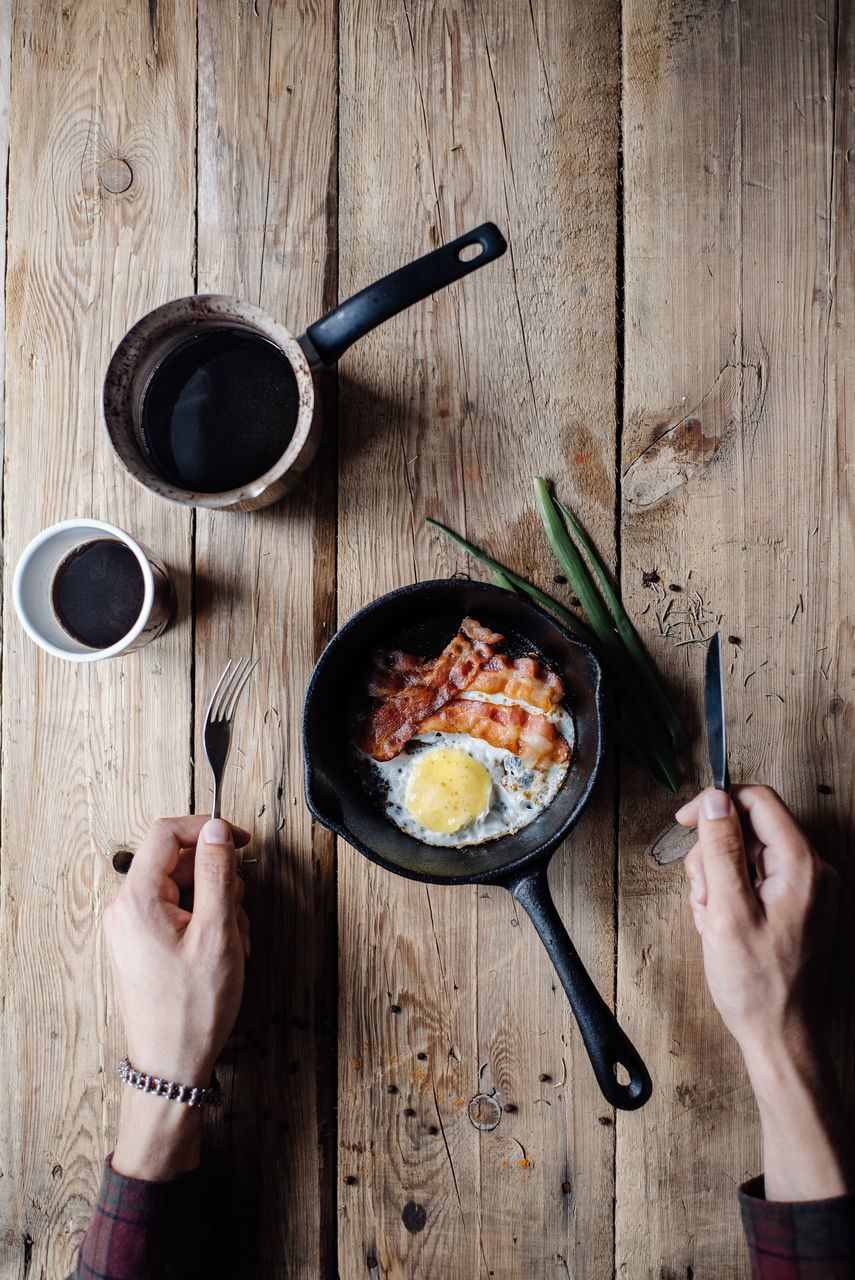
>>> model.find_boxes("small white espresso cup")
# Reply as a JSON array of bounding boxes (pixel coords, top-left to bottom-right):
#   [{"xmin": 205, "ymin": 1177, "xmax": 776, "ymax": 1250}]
[{"xmin": 13, "ymin": 518, "xmax": 175, "ymax": 662}]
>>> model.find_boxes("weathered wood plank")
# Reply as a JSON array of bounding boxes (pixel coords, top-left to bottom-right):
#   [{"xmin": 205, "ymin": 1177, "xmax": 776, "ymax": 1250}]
[
  {"xmin": 0, "ymin": 2, "xmax": 196, "ymax": 1276},
  {"xmin": 0, "ymin": 0, "xmax": 9, "ymax": 550},
  {"xmin": 618, "ymin": 1, "xmax": 853, "ymax": 1276},
  {"xmin": 823, "ymin": 0, "xmax": 855, "ymax": 1116},
  {"xmin": 194, "ymin": 1, "xmax": 338, "ymax": 1276},
  {"xmin": 337, "ymin": 1, "xmax": 620, "ymax": 1275}
]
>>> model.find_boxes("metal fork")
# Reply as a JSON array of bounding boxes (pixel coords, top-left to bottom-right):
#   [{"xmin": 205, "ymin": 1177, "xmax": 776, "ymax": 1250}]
[
  {"xmin": 203, "ymin": 657, "xmax": 259, "ymax": 820},
  {"xmin": 112, "ymin": 657, "xmax": 259, "ymax": 878}
]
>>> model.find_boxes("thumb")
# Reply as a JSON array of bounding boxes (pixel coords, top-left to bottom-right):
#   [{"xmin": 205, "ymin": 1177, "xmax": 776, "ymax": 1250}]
[
  {"xmin": 189, "ymin": 819, "xmax": 240, "ymax": 934},
  {"xmin": 696, "ymin": 789, "xmax": 757, "ymax": 916}
]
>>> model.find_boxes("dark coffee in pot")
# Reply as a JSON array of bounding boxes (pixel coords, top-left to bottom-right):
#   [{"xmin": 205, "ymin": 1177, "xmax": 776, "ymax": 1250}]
[
  {"xmin": 140, "ymin": 328, "xmax": 300, "ymax": 493},
  {"xmin": 52, "ymin": 539, "xmax": 146, "ymax": 649}
]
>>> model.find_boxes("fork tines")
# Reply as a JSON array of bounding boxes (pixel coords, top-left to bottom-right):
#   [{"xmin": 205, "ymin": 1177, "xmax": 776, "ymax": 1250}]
[{"xmin": 207, "ymin": 656, "xmax": 259, "ymax": 722}]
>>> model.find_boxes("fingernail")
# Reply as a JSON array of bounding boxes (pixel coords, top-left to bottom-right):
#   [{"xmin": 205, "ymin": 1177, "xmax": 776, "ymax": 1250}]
[
  {"xmin": 202, "ymin": 819, "xmax": 233, "ymax": 845},
  {"xmin": 692, "ymin": 907, "xmax": 704, "ymax": 934},
  {"xmin": 703, "ymin": 790, "xmax": 732, "ymax": 820},
  {"xmin": 674, "ymin": 802, "xmax": 691, "ymax": 824}
]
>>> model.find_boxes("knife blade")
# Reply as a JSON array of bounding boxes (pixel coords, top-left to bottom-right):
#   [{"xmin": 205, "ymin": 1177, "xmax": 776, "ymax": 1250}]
[{"xmin": 704, "ymin": 632, "xmax": 730, "ymax": 793}]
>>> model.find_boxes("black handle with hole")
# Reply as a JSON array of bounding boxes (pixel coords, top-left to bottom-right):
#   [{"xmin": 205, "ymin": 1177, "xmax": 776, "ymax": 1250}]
[
  {"xmin": 300, "ymin": 223, "xmax": 507, "ymax": 367},
  {"xmin": 507, "ymin": 865, "xmax": 652, "ymax": 1110}
]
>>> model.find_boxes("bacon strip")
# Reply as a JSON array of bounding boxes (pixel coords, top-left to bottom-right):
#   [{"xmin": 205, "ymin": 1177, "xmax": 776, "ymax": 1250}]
[
  {"xmin": 369, "ymin": 650, "xmax": 563, "ymax": 710},
  {"xmin": 466, "ymin": 654, "xmax": 564, "ymax": 712},
  {"xmin": 354, "ymin": 618, "xmax": 503, "ymax": 761},
  {"xmin": 418, "ymin": 699, "xmax": 569, "ymax": 771},
  {"xmin": 365, "ymin": 649, "xmax": 426, "ymax": 697}
]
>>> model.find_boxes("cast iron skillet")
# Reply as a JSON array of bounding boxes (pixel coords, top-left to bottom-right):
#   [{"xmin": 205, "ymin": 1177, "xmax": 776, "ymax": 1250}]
[{"xmin": 303, "ymin": 579, "xmax": 652, "ymax": 1110}]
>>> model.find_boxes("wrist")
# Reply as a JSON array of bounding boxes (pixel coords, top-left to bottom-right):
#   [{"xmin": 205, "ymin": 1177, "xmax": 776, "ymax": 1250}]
[
  {"xmin": 112, "ymin": 1085, "xmax": 204, "ymax": 1180},
  {"xmin": 125, "ymin": 1040, "xmax": 216, "ymax": 1089},
  {"xmin": 739, "ymin": 1021, "xmax": 827, "ymax": 1096},
  {"xmin": 739, "ymin": 1031, "xmax": 851, "ymax": 1200}
]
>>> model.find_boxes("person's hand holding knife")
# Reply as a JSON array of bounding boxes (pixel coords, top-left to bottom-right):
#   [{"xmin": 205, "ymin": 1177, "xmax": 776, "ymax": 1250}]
[{"xmin": 676, "ymin": 636, "xmax": 850, "ymax": 1200}]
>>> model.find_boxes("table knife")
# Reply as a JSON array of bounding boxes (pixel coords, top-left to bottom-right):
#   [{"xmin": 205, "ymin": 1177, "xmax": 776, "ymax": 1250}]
[
  {"xmin": 704, "ymin": 632, "xmax": 730, "ymax": 793},
  {"xmin": 650, "ymin": 631, "xmax": 730, "ymax": 866}
]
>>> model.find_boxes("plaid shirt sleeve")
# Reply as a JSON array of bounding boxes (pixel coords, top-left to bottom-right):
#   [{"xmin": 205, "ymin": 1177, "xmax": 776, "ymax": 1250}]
[
  {"xmin": 66, "ymin": 1155, "xmax": 212, "ymax": 1280},
  {"xmin": 739, "ymin": 1175, "xmax": 855, "ymax": 1279}
]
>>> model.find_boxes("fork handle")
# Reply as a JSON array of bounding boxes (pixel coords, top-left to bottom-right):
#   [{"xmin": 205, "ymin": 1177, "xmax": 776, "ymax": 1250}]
[{"xmin": 208, "ymin": 793, "xmax": 252, "ymax": 868}]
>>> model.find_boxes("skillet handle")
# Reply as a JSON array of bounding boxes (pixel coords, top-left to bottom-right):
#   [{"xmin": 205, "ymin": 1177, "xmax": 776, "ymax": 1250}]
[
  {"xmin": 299, "ymin": 223, "xmax": 507, "ymax": 368},
  {"xmin": 508, "ymin": 865, "xmax": 652, "ymax": 1111}
]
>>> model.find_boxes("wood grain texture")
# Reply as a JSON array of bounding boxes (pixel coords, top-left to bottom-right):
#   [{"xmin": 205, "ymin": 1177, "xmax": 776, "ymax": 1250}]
[
  {"xmin": 0, "ymin": 0, "xmax": 8, "ymax": 556},
  {"xmin": 194, "ymin": 2, "xmax": 338, "ymax": 1277},
  {"xmin": 824, "ymin": 0, "xmax": 855, "ymax": 1121},
  {"xmin": 1, "ymin": 1, "xmax": 850, "ymax": 1276},
  {"xmin": 0, "ymin": 2, "xmax": 196, "ymax": 1276},
  {"xmin": 618, "ymin": 1, "xmax": 854, "ymax": 1276},
  {"xmin": 337, "ymin": 1, "xmax": 621, "ymax": 1275}
]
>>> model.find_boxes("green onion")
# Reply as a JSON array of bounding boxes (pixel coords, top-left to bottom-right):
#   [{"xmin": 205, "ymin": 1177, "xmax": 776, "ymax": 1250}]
[
  {"xmin": 427, "ymin": 494, "xmax": 687, "ymax": 794},
  {"xmin": 553, "ymin": 493, "xmax": 687, "ymax": 752},
  {"xmin": 533, "ymin": 479, "xmax": 624, "ymax": 665},
  {"xmin": 531, "ymin": 480, "xmax": 682, "ymax": 786},
  {"xmin": 425, "ymin": 518, "xmax": 598, "ymax": 648},
  {"xmin": 489, "ymin": 570, "xmax": 517, "ymax": 593},
  {"xmin": 533, "ymin": 479, "xmax": 685, "ymax": 788}
]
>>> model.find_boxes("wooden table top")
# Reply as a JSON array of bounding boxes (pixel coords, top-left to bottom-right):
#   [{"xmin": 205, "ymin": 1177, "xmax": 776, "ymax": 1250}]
[{"xmin": 1, "ymin": 2, "xmax": 852, "ymax": 1277}]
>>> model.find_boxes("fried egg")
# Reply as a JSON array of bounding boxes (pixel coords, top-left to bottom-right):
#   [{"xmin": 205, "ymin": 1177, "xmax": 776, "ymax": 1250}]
[{"xmin": 356, "ymin": 692, "xmax": 574, "ymax": 847}]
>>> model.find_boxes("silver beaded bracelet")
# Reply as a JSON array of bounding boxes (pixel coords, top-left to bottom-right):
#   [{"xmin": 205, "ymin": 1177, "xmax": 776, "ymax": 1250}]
[{"xmin": 118, "ymin": 1055, "xmax": 222, "ymax": 1109}]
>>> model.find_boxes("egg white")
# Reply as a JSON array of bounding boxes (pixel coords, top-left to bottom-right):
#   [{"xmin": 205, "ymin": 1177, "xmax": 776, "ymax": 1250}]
[{"xmin": 355, "ymin": 692, "xmax": 574, "ymax": 847}]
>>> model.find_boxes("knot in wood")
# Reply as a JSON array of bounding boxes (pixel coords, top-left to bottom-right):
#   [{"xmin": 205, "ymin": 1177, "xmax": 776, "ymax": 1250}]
[
  {"xmin": 468, "ymin": 1093, "xmax": 501, "ymax": 1131},
  {"xmin": 112, "ymin": 848, "xmax": 134, "ymax": 874},
  {"xmin": 401, "ymin": 1200, "xmax": 427, "ymax": 1233},
  {"xmin": 99, "ymin": 158, "xmax": 133, "ymax": 193}
]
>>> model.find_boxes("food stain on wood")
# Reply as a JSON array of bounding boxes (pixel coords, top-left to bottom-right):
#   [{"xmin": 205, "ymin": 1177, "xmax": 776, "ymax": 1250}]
[
  {"xmin": 624, "ymin": 362, "xmax": 765, "ymax": 508},
  {"xmin": 675, "ymin": 1082, "xmax": 699, "ymax": 1107},
  {"xmin": 625, "ymin": 416, "xmax": 719, "ymax": 507}
]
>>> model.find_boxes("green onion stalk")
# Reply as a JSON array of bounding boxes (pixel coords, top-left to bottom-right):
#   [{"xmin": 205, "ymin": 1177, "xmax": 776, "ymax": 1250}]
[{"xmin": 426, "ymin": 487, "xmax": 687, "ymax": 793}]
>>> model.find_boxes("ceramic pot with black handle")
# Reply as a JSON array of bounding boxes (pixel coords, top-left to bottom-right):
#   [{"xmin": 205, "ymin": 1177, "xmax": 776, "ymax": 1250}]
[{"xmin": 102, "ymin": 224, "xmax": 506, "ymax": 511}]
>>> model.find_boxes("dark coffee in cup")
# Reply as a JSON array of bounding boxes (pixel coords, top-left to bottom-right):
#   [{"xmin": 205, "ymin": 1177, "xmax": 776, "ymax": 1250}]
[
  {"xmin": 52, "ymin": 538, "xmax": 146, "ymax": 649},
  {"xmin": 15, "ymin": 519, "xmax": 174, "ymax": 661},
  {"xmin": 140, "ymin": 327, "xmax": 300, "ymax": 493}
]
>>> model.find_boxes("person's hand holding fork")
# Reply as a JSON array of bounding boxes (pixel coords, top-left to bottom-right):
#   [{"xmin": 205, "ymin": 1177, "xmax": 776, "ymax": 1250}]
[{"xmin": 105, "ymin": 816, "xmax": 251, "ymax": 1180}]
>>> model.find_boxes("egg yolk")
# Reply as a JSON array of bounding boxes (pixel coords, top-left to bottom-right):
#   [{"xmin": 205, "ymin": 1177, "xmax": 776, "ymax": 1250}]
[{"xmin": 404, "ymin": 748, "xmax": 492, "ymax": 834}]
